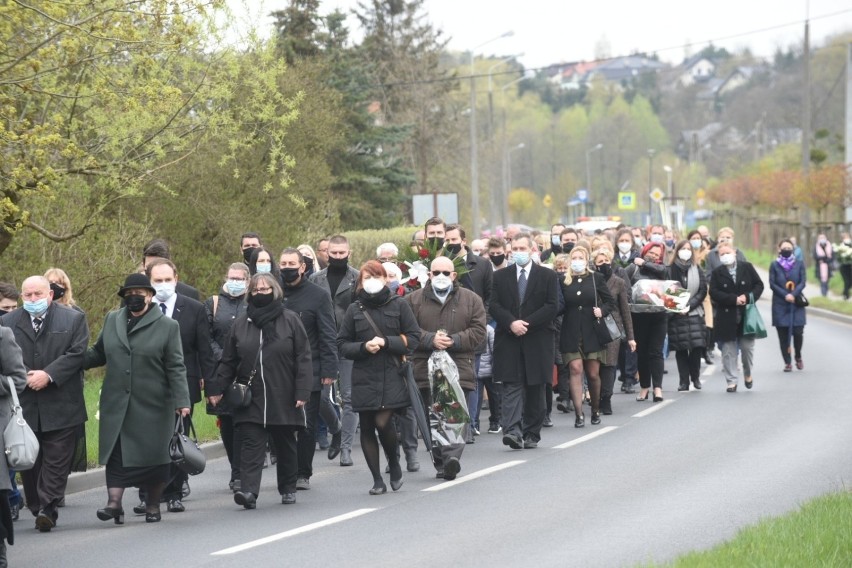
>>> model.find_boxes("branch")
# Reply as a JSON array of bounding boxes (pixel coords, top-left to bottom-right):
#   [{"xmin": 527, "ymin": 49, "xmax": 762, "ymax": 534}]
[{"xmin": 26, "ymin": 220, "xmax": 93, "ymax": 242}]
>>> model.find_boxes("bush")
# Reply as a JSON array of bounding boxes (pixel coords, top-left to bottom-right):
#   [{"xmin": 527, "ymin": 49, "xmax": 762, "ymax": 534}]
[{"xmin": 343, "ymin": 226, "xmax": 419, "ymax": 266}]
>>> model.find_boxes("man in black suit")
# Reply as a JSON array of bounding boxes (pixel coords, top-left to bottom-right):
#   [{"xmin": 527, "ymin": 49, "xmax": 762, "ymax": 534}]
[
  {"xmin": 489, "ymin": 234, "xmax": 558, "ymax": 450},
  {"xmin": 142, "ymin": 238, "xmax": 201, "ymax": 301},
  {"xmin": 445, "ymin": 223, "xmax": 492, "ymax": 313},
  {"xmin": 140, "ymin": 258, "xmax": 215, "ymax": 513},
  {"xmin": 0, "ymin": 276, "xmax": 89, "ymax": 532}
]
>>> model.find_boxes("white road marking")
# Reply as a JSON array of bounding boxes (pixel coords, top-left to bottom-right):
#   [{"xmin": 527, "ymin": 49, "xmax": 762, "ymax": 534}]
[
  {"xmin": 211, "ymin": 508, "xmax": 377, "ymax": 555},
  {"xmin": 702, "ymin": 364, "xmax": 715, "ymax": 376},
  {"xmin": 632, "ymin": 399, "xmax": 675, "ymax": 417},
  {"xmin": 421, "ymin": 460, "xmax": 526, "ymax": 492},
  {"xmin": 552, "ymin": 426, "xmax": 618, "ymax": 449}
]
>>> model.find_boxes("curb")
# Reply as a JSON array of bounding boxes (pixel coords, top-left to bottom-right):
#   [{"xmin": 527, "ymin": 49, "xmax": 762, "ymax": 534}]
[{"xmin": 66, "ymin": 441, "xmax": 227, "ymax": 495}]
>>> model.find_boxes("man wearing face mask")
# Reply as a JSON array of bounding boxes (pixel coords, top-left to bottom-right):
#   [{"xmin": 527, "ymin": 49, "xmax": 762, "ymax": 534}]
[
  {"xmin": 559, "ymin": 227, "xmax": 579, "ymax": 256},
  {"xmin": 279, "ymin": 249, "xmax": 343, "ymax": 490},
  {"xmin": 0, "ymin": 276, "xmax": 89, "ymax": 533},
  {"xmin": 141, "ymin": 238, "xmax": 201, "ymax": 301},
  {"xmin": 138, "ymin": 259, "xmax": 215, "ymax": 514},
  {"xmin": 240, "ymin": 232, "xmax": 263, "ymax": 263},
  {"xmin": 540, "ymin": 223, "xmax": 566, "ymax": 264},
  {"xmin": 424, "ymin": 217, "xmax": 446, "ymax": 250},
  {"xmin": 309, "ymin": 235, "xmax": 360, "ymax": 466},
  {"xmin": 406, "ymin": 257, "xmax": 486, "ymax": 480},
  {"xmin": 487, "ymin": 237, "xmax": 509, "ymax": 270}
]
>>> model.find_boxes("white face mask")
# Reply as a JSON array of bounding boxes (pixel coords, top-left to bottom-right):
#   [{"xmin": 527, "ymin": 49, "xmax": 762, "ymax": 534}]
[
  {"xmin": 617, "ymin": 242, "xmax": 632, "ymax": 254},
  {"xmin": 153, "ymin": 283, "xmax": 176, "ymax": 302},
  {"xmin": 362, "ymin": 277, "xmax": 385, "ymax": 295},
  {"xmin": 649, "ymin": 234, "xmax": 664, "ymax": 244},
  {"xmin": 690, "ymin": 239, "xmax": 702, "ymax": 250},
  {"xmin": 720, "ymin": 253, "xmax": 736, "ymax": 266},
  {"xmin": 570, "ymin": 260, "xmax": 587, "ymax": 274},
  {"xmin": 431, "ymin": 275, "xmax": 452, "ymax": 291},
  {"xmin": 677, "ymin": 249, "xmax": 693, "ymax": 261}
]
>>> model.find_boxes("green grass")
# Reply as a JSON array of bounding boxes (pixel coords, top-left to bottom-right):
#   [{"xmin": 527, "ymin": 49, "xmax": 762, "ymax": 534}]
[
  {"xmin": 82, "ymin": 373, "xmax": 221, "ymax": 469},
  {"xmin": 743, "ymin": 248, "xmax": 851, "ymax": 304},
  {"xmin": 647, "ymin": 491, "xmax": 852, "ymax": 567}
]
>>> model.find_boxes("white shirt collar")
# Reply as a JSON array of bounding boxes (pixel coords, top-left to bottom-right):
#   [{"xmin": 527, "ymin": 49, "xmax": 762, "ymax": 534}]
[
  {"xmin": 516, "ymin": 262, "xmax": 530, "ymax": 280},
  {"xmin": 158, "ymin": 292, "xmax": 178, "ymax": 318}
]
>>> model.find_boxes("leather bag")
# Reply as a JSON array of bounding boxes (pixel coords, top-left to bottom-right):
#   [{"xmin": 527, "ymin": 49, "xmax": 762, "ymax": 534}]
[
  {"xmin": 4, "ymin": 376, "xmax": 39, "ymax": 470},
  {"xmin": 592, "ymin": 273, "xmax": 624, "ymax": 344},
  {"xmin": 169, "ymin": 416, "xmax": 206, "ymax": 475},
  {"xmin": 223, "ymin": 336, "xmax": 263, "ymax": 409}
]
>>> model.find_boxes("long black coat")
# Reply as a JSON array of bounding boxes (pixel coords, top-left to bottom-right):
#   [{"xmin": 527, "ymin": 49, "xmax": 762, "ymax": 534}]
[
  {"xmin": 212, "ymin": 310, "xmax": 313, "ymax": 427},
  {"xmin": 172, "ymin": 294, "xmax": 217, "ymax": 404},
  {"xmin": 489, "ymin": 263, "xmax": 558, "ymax": 384},
  {"xmin": 1, "ymin": 303, "xmax": 89, "ymax": 432},
  {"xmin": 458, "ymin": 251, "xmax": 493, "ymax": 314},
  {"xmin": 667, "ymin": 262, "xmax": 708, "ymax": 351},
  {"xmin": 282, "ymin": 279, "xmax": 339, "ymax": 389},
  {"xmin": 205, "ymin": 289, "xmax": 248, "ymax": 363},
  {"xmin": 337, "ymin": 294, "xmax": 421, "ymax": 412},
  {"xmin": 310, "ymin": 266, "xmax": 360, "ymax": 331},
  {"xmin": 709, "ymin": 262, "xmax": 764, "ymax": 342},
  {"xmin": 559, "ymin": 271, "xmax": 617, "ymax": 354}
]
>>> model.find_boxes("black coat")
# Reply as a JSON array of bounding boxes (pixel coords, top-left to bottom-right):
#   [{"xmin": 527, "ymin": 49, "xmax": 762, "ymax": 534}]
[
  {"xmin": 282, "ymin": 278, "xmax": 339, "ymax": 389},
  {"xmin": 205, "ymin": 289, "xmax": 248, "ymax": 363},
  {"xmin": 176, "ymin": 281, "xmax": 201, "ymax": 302},
  {"xmin": 1, "ymin": 303, "xmax": 88, "ymax": 432},
  {"xmin": 309, "ymin": 266, "xmax": 360, "ymax": 331},
  {"xmin": 489, "ymin": 263, "xmax": 558, "ymax": 384},
  {"xmin": 458, "ymin": 251, "xmax": 493, "ymax": 314},
  {"xmin": 559, "ymin": 271, "xmax": 617, "ymax": 354},
  {"xmin": 212, "ymin": 310, "xmax": 313, "ymax": 427},
  {"xmin": 709, "ymin": 262, "xmax": 764, "ymax": 342},
  {"xmin": 603, "ymin": 271, "xmax": 634, "ymax": 366},
  {"xmin": 172, "ymin": 294, "xmax": 217, "ymax": 404},
  {"xmin": 337, "ymin": 294, "xmax": 421, "ymax": 412},
  {"xmin": 666, "ymin": 262, "xmax": 708, "ymax": 351}
]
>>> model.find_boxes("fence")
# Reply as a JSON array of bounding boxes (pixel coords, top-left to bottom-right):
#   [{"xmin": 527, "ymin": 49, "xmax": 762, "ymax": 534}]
[{"xmin": 709, "ymin": 210, "xmax": 851, "ymax": 256}]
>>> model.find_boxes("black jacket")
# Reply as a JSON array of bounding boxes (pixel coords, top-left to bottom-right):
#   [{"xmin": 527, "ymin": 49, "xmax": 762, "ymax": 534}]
[
  {"xmin": 559, "ymin": 271, "xmax": 617, "ymax": 354},
  {"xmin": 205, "ymin": 289, "xmax": 248, "ymax": 362},
  {"xmin": 666, "ymin": 262, "xmax": 708, "ymax": 351},
  {"xmin": 709, "ymin": 262, "xmax": 764, "ymax": 342},
  {"xmin": 458, "ymin": 250, "xmax": 493, "ymax": 314},
  {"xmin": 1, "ymin": 303, "xmax": 89, "ymax": 432},
  {"xmin": 310, "ymin": 266, "xmax": 360, "ymax": 332},
  {"xmin": 172, "ymin": 294, "xmax": 217, "ymax": 404},
  {"xmin": 282, "ymin": 278, "xmax": 339, "ymax": 390}
]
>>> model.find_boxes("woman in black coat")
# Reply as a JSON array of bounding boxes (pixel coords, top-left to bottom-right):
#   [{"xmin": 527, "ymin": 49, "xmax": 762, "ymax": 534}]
[
  {"xmin": 625, "ymin": 242, "xmax": 669, "ymax": 402},
  {"xmin": 205, "ymin": 262, "xmax": 250, "ymax": 492},
  {"xmin": 209, "ymin": 273, "xmax": 312, "ymax": 509},
  {"xmin": 338, "ymin": 261, "xmax": 420, "ymax": 495},
  {"xmin": 560, "ymin": 246, "xmax": 617, "ymax": 427},
  {"xmin": 667, "ymin": 240, "xmax": 708, "ymax": 391}
]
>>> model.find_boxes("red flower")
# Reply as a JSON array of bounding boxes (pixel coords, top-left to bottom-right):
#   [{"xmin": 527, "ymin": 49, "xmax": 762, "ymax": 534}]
[
  {"xmin": 408, "ymin": 277, "xmax": 418, "ymax": 286},
  {"xmin": 450, "ymin": 402, "xmax": 461, "ymax": 409},
  {"xmin": 418, "ymin": 248, "xmax": 429, "ymax": 259}
]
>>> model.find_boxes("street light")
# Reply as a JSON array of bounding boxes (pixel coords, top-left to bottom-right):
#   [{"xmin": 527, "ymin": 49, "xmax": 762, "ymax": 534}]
[
  {"xmin": 503, "ymin": 143, "xmax": 525, "ymax": 227},
  {"xmin": 585, "ymin": 143, "xmax": 603, "ymax": 216},
  {"xmin": 470, "ymin": 30, "xmax": 513, "ymax": 238}
]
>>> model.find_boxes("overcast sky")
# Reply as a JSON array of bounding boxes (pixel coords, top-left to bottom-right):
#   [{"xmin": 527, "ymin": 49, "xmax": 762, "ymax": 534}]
[{"xmin": 231, "ymin": 0, "xmax": 852, "ymax": 67}]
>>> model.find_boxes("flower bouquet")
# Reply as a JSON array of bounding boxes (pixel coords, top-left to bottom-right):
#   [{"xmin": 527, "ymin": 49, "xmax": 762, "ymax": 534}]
[
  {"xmin": 835, "ymin": 242, "xmax": 852, "ymax": 265},
  {"xmin": 630, "ymin": 280, "xmax": 691, "ymax": 314},
  {"xmin": 397, "ymin": 239, "xmax": 470, "ymax": 294},
  {"xmin": 428, "ymin": 350, "xmax": 470, "ymax": 447}
]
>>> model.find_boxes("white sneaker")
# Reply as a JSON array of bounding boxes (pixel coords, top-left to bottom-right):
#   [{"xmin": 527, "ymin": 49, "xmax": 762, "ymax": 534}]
[{"xmin": 487, "ymin": 425, "xmax": 502, "ymax": 434}]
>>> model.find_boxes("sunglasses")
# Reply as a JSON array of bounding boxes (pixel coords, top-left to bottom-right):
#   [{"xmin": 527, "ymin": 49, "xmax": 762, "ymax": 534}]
[{"xmin": 431, "ymin": 270, "xmax": 452, "ymax": 277}]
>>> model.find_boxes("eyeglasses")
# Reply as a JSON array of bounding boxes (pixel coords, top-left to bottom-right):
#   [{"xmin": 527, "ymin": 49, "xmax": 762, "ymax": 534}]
[
  {"xmin": 252, "ymin": 287, "xmax": 273, "ymax": 294},
  {"xmin": 431, "ymin": 270, "xmax": 452, "ymax": 277}
]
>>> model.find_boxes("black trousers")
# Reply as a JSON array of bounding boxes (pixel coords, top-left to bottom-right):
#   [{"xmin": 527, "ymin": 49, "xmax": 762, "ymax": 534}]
[
  {"xmin": 22, "ymin": 426, "xmax": 77, "ymax": 515},
  {"xmin": 840, "ymin": 264, "xmax": 852, "ymax": 299},
  {"xmin": 219, "ymin": 415, "xmax": 242, "ymax": 483},
  {"xmin": 501, "ymin": 382, "xmax": 546, "ymax": 442},
  {"xmin": 675, "ymin": 349, "xmax": 703, "ymax": 384},
  {"xmin": 240, "ymin": 422, "xmax": 299, "ymax": 497},
  {"xmin": 600, "ymin": 364, "xmax": 617, "ymax": 399},
  {"xmin": 297, "ymin": 388, "xmax": 341, "ymax": 479},
  {"xmin": 481, "ymin": 376, "xmax": 503, "ymax": 427},
  {"xmin": 631, "ymin": 312, "xmax": 667, "ymax": 389},
  {"xmin": 776, "ymin": 326, "xmax": 804, "ymax": 364}
]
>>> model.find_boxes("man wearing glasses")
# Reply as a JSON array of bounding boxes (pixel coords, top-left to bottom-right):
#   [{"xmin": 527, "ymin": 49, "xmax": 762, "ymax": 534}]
[{"xmin": 405, "ymin": 257, "xmax": 486, "ymax": 481}]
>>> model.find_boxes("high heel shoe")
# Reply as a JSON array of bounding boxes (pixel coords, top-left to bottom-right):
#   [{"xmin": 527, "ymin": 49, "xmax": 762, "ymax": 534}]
[
  {"xmin": 369, "ymin": 482, "xmax": 387, "ymax": 495},
  {"xmin": 96, "ymin": 506, "xmax": 124, "ymax": 525},
  {"xmin": 145, "ymin": 509, "xmax": 162, "ymax": 523},
  {"xmin": 591, "ymin": 411, "xmax": 601, "ymax": 425},
  {"xmin": 653, "ymin": 389, "xmax": 663, "ymax": 402},
  {"xmin": 574, "ymin": 414, "xmax": 585, "ymax": 428},
  {"xmin": 636, "ymin": 390, "xmax": 649, "ymax": 401}
]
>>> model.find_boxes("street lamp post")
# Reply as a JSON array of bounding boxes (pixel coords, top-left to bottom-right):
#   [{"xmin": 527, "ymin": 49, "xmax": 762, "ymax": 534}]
[
  {"xmin": 647, "ymin": 149, "xmax": 655, "ymax": 226},
  {"xmin": 504, "ymin": 143, "xmax": 525, "ymax": 226},
  {"xmin": 585, "ymin": 143, "xmax": 603, "ymax": 216},
  {"xmin": 470, "ymin": 31, "xmax": 513, "ymax": 238}
]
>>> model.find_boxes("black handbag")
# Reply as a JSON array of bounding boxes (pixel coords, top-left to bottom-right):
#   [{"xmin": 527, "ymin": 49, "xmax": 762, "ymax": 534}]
[
  {"xmin": 592, "ymin": 273, "xmax": 624, "ymax": 344},
  {"xmin": 795, "ymin": 293, "xmax": 809, "ymax": 308},
  {"xmin": 223, "ymin": 337, "xmax": 263, "ymax": 409},
  {"xmin": 169, "ymin": 416, "xmax": 206, "ymax": 475}
]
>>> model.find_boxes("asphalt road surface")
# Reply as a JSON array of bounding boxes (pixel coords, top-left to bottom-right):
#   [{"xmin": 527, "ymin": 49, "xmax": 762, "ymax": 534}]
[{"xmin": 11, "ymin": 301, "xmax": 852, "ymax": 567}]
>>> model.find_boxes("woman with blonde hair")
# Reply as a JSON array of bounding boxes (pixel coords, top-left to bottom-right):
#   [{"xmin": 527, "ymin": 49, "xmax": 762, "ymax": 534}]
[
  {"xmin": 559, "ymin": 246, "xmax": 617, "ymax": 427},
  {"xmin": 297, "ymin": 244, "xmax": 318, "ymax": 279},
  {"xmin": 44, "ymin": 268, "xmax": 79, "ymax": 311}
]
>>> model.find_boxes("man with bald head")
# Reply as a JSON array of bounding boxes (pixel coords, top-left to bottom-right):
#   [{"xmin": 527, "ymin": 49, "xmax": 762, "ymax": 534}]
[
  {"xmin": 406, "ymin": 257, "xmax": 486, "ymax": 480},
  {"xmin": 1, "ymin": 276, "xmax": 89, "ymax": 532}
]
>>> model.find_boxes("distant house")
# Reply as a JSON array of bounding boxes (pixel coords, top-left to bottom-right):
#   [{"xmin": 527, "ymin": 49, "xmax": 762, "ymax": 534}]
[
  {"xmin": 548, "ymin": 55, "xmax": 665, "ymax": 91},
  {"xmin": 716, "ymin": 66, "xmax": 768, "ymax": 96},
  {"xmin": 676, "ymin": 54, "xmax": 717, "ymax": 87}
]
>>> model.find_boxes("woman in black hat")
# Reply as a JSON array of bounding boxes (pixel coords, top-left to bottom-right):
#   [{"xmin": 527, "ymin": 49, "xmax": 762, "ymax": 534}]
[{"xmin": 85, "ymin": 274, "xmax": 191, "ymax": 524}]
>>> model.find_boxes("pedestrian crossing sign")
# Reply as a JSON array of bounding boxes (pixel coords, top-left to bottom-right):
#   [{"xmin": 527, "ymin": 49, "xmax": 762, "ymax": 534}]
[{"xmin": 618, "ymin": 192, "xmax": 636, "ymax": 210}]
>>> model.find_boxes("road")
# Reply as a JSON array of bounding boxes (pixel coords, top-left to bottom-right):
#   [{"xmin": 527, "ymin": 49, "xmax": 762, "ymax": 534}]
[{"xmin": 10, "ymin": 301, "xmax": 852, "ymax": 567}]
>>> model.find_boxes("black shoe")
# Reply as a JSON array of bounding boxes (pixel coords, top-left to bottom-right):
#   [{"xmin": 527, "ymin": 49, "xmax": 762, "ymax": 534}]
[
  {"xmin": 435, "ymin": 470, "xmax": 444, "ymax": 479},
  {"xmin": 57, "ymin": 497, "xmax": 65, "ymax": 508},
  {"xmin": 281, "ymin": 492, "xmax": 297, "ymax": 505},
  {"xmin": 692, "ymin": 379, "xmax": 702, "ymax": 390},
  {"xmin": 624, "ymin": 384, "xmax": 637, "ymax": 394},
  {"xmin": 727, "ymin": 385, "xmax": 738, "ymax": 393},
  {"xmin": 369, "ymin": 483, "xmax": 387, "ymax": 495},
  {"xmin": 234, "ymin": 492, "xmax": 256, "ymax": 510},
  {"xmin": 542, "ymin": 413, "xmax": 553, "ymax": 427},
  {"xmin": 556, "ymin": 401, "xmax": 571, "ymax": 413},
  {"xmin": 327, "ymin": 430, "xmax": 342, "ymax": 460},
  {"xmin": 10, "ymin": 503, "xmax": 18, "ymax": 522},
  {"xmin": 575, "ymin": 414, "xmax": 585, "ymax": 428},
  {"xmin": 339, "ymin": 448, "xmax": 353, "ymax": 466},
  {"xmin": 443, "ymin": 457, "xmax": 461, "ymax": 481},
  {"xmin": 591, "ymin": 411, "xmax": 601, "ymax": 425},
  {"xmin": 229, "ymin": 479, "xmax": 241, "ymax": 492},
  {"xmin": 745, "ymin": 378, "xmax": 753, "ymax": 390},
  {"xmin": 35, "ymin": 510, "xmax": 56, "ymax": 532},
  {"xmin": 133, "ymin": 501, "xmax": 146, "ymax": 515},
  {"xmin": 522, "ymin": 437, "xmax": 538, "ymax": 449},
  {"xmin": 600, "ymin": 397, "xmax": 613, "ymax": 415},
  {"xmin": 96, "ymin": 506, "xmax": 125, "ymax": 525},
  {"xmin": 181, "ymin": 481, "xmax": 190, "ymax": 499},
  {"xmin": 145, "ymin": 510, "xmax": 162, "ymax": 523},
  {"xmin": 678, "ymin": 383, "xmax": 689, "ymax": 391},
  {"xmin": 502, "ymin": 433, "xmax": 523, "ymax": 450},
  {"xmin": 653, "ymin": 395, "xmax": 664, "ymax": 402},
  {"xmin": 389, "ymin": 475, "xmax": 404, "ymax": 492},
  {"xmin": 167, "ymin": 499, "xmax": 185, "ymax": 513},
  {"xmin": 704, "ymin": 355, "xmax": 713, "ymax": 365}
]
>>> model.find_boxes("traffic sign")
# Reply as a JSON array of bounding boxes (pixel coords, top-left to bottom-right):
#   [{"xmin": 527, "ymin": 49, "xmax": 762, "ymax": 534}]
[
  {"xmin": 543, "ymin": 194, "xmax": 553, "ymax": 208},
  {"xmin": 696, "ymin": 188, "xmax": 706, "ymax": 199},
  {"xmin": 577, "ymin": 189, "xmax": 588, "ymax": 203},
  {"xmin": 617, "ymin": 192, "xmax": 636, "ymax": 210},
  {"xmin": 649, "ymin": 188, "xmax": 665, "ymax": 203}
]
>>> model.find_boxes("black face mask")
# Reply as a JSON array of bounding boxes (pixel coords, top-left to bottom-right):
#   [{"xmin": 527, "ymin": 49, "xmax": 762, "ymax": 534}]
[
  {"xmin": 427, "ymin": 237, "xmax": 445, "ymax": 250},
  {"xmin": 249, "ymin": 292, "xmax": 274, "ymax": 308},
  {"xmin": 490, "ymin": 254, "xmax": 505, "ymax": 267},
  {"xmin": 551, "ymin": 244, "xmax": 563, "ymax": 254},
  {"xmin": 780, "ymin": 249, "xmax": 793, "ymax": 258},
  {"xmin": 597, "ymin": 263, "xmax": 613, "ymax": 278},
  {"xmin": 445, "ymin": 243, "xmax": 462, "ymax": 256},
  {"xmin": 281, "ymin": 267, "xmax": 301, "ymax": 284},
  {"xmin": 242, "ymin": 246, "xmax": 258, "ymax": 263},
  {"xmin": 50, "ymin": 283, "xmax": 66, "ymax": 301},
  {"xmin": 125, "ymin": 295, "xmax": 147, "ymax": 313},
  {"xmin": 328, "ymin": 256, "xmax": 349, "ymax": 269},
  {"xmin": 562, "ymin": 242, "xmax": 575, "ymax": 253},
  {"xmin": 304, "ymin": 258, "xmax": 314, "ymax": 273}
]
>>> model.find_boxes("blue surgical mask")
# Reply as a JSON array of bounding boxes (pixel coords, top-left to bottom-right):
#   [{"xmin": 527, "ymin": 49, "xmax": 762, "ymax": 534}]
[
  {"xmin": 570, "ymin": 260, "xmax": 587, "ymax": 273},
  {"xmin": 256, "ymin": 263, "xmax": 272, "ymax": 274},
  {"xmin": 513, "ymin": 252, "xmax": 530, "ymax": 266},
  {"xmin": 153, "ymin": 283, "xmax": 176, "ymax": 302},
  {"xmin": 551, "ymin": 235, "xmax": 561, "ymax": 247},
  {"xmin": 23, "ymin": 298, "xmax": 48, "ymax": 317},
  {"xmin": 226, "ymin": 279, "xmax": 246, "ymax": 296},
  {"xmin": 690, "ymin": 239, "xmax": 702, "ymax": 250}
]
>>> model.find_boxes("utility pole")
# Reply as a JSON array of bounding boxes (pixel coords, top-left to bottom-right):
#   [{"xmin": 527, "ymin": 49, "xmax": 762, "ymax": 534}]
[
  {"xmin": 802, "ymin": 18, "xmax": 811, "ymax": 176},
  {"xmin": 846, "ymin": 43, "xmax": 852, "ymax": 223}
]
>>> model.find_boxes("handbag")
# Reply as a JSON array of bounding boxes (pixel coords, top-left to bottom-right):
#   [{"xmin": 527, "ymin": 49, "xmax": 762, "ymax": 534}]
[
  {"xmin": 592, "ymin": 273, "xmax": 624, "ymax": 344},
  {"xmin": 742, "ymin": 293, "xmax": 768, "ymax": 339},
  {"xmin": 223, "ymin": 336, "xmax": 263, "ymax": 409},
  {"xmin": 794, "ymin": 293, "xmax": 809, "ymax": 308},
  {"xmin": 4, "ymin": 376, "xmax": 39, "ymax": 470},
  {"xmin": 169, "ymin": 416, "xmax": 206, "ymax": 475}
]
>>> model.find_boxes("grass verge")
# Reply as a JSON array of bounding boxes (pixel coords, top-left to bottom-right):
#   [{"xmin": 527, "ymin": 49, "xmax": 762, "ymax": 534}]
[
  {"xmin": 743, "ymin": 248, "xmax": 851, "ymax": 304},
  {"xmin": 649, "ymin": 491, "xmax": 852, "ymax": 567}
]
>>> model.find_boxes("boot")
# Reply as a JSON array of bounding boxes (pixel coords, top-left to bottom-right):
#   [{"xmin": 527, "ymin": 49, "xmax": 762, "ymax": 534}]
[
  {"xmin": 404, "ymin": 448, "xmax": 420, "ymax": 472},
  {"xmin": 600, "ymin": 396, "xmax": 613, "ymax": 415}
]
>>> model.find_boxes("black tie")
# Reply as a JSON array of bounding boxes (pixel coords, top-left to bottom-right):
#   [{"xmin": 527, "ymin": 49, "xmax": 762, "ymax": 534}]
[
  {"xmin": 518, "ymin": 268, "xmax": 527, "ymax": 301},
  {"xmin": 160, "ymin": 303, "xmax": 167, "ymax": 315},
  {"xmin": 32, "ymin": 317, "xmax": 43, "ymax": 334}
]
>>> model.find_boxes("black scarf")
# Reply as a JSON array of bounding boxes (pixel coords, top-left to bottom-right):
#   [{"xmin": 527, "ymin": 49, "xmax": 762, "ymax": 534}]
[
  {"xmin": 246, "ymin": 299, "xmax": 285, "ymax": 339},
  {"xmin": 356, "ymin": 287, "xmax": 392, "ymax": 309},
  {"xmin": 126, "ymin": 305, "xmax": 152, "ymax": 333}
]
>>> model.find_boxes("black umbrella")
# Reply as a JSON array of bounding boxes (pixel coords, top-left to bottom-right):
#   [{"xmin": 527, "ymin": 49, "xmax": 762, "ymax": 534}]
[{"xmin": 400, "ymin": 361, "xmax": 434, "ymax": 462}]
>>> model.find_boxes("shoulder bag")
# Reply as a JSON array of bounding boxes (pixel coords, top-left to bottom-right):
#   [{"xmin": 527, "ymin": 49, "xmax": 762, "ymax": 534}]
[
  {"xmin": 169, "ymin": 416, "xmax": 206, "ymax": 475},
  {"xmin": 223, "ymin": 336, "xmax": 262, "ymax": 409},
  {"xmin": 742, "ymin": 292, "xmax": 768, "ymax": 339},
  {"xmin": 592, "ymin": 273, "xmax": 624, "ymax": 344},
  {"xmin": 4, "ymin": 376, "xmax": 39, "ymax": 470}
]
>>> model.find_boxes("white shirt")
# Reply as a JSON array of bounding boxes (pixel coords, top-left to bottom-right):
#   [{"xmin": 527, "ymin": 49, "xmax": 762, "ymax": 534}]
[
  {"xmin": 516, "ymin": 262, "xmax": 531, "ymax": 281},
  {"xmin": 158, "ymin": 293, "xmax": 177, "ymax": 318}
]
